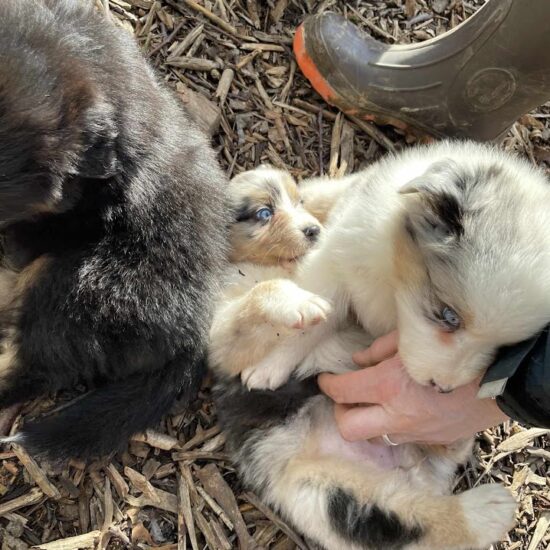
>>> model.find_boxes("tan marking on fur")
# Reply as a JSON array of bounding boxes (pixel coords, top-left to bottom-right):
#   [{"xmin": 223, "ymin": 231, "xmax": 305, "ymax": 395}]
[
  {"xmin": 279, "ymin": 452, "xmax": 476, "ymax": 549},
  {"xmin": 0, "ymin": 257, "xmax": 50, "ymax": 390},
  {"xmin": 458, "ymin": 304, "xmax": 475, "ymax": 331},
  {"xmin": 392, "ymin": 220, "xmax": 426, "ymax": 288},
  {"xmin": 437, "ymin": 329, "xmax": 454, "ymax": 346},
  {"xmin": 230, "ymin": 209, "xmax": 312, "ymax": 266},
  {"xmin": 301, "ymin": 193, "xmax": 334, "ymax": 225},
  {"xmin": 0, "ymin": 269, "xmax": 18, "ymax": 312},
  {"xmin": 15, "ymin": 256, "xmax": 50, "ymax": 295},
  {"xmin": 29, "ymin": 201, "xmax": 58, "ymax": 215},
  {"xmin": 281, "ymin": 174, "xmax": 299, "ymax": 203},
  {"xmin": 210, "ymin": 280, "xmax": 293, "ymax": 375},
  {"xmin": 0, "ymin": 335, "xmax": 18, "ymax": 391}
]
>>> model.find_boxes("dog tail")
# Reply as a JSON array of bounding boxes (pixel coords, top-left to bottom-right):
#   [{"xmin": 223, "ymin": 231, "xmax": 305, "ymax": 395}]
[{"xmin": 4, "ymin": 352, "xmax": 205, "ymax": 461}]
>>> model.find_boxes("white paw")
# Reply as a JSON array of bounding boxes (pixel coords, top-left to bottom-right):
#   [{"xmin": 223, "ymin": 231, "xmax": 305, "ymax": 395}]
[
  {"xmin": 241, "ymin": 364, "xmax": 292, "ymax": 391},
  {"xmin": 266, "ymin": 290, "xmax": 332, "ymax": 330},
  {"xmin": 460, "ymin": 484, "xmax": 517, "ymax": 548}
]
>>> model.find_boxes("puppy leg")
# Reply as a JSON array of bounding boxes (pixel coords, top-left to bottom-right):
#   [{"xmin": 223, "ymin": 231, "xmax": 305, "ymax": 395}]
[
  {"xmin": 273, "ymin": 455, "xmax": 516, "ymax": 550},
  {"xmin": 241, "ymin": 321, "xmax": 332, "ymax": 390},
  {"xmin": 210, "ymin": 279, "xmax": 331, "ymax": 377}
]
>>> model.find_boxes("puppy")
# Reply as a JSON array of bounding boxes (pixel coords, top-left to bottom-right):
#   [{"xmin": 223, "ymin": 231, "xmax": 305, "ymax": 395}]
[
  {"xmin": 214, "ymin": 141, "xmax": 550, "ymax": 549},
  {"xmin": 0, "ymin": 0, "xmax": 228, "ymax": 460},
  {"xmin": 209, "ymin": 165, "xmax": 350, "ymax": 376}
]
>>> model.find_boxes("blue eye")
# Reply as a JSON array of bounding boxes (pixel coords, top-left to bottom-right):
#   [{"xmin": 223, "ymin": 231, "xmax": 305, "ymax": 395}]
[
  {"xmin": 255, "ymin": 207, "xmax": 273, "ymax": 222},
  {"xmin": 441, "ymin": 306, "xmax": 461, "ymax": 331}
]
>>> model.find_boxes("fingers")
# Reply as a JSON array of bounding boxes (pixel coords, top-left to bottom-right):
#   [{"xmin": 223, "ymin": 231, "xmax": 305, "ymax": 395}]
[
  {"xmin": 318, "ymin": 357, "xmax": 402, "ymax": 405},
  {"xmin": 334, "ymin": 403, "xmax": 405, "ymax": 443},
  {"xmin": 352, "ymin": 330, "xmax": 398, "ymax": 367}
]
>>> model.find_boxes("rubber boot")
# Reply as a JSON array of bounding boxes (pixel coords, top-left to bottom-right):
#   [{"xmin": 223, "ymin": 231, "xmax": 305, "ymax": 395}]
[{"xmin": 294, "ymin": 0, "xmax": 550, "ymax": 141}]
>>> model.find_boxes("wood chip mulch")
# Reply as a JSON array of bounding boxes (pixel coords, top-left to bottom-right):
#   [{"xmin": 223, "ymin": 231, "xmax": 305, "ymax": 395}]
[{"xmin": 1, "ymin": 1, "xmax": 548, "ymax": 549}]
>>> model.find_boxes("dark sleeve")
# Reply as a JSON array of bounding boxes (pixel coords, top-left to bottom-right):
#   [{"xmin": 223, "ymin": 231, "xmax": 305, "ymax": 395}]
[{"xmin": 480, "ymin": 327, "xmax": 550, "ymax": 429}]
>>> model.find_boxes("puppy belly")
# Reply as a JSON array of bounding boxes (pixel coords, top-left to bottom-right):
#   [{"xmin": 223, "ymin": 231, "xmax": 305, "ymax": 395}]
[{"xmin": 316, "ymin": 422, "xmax": 400, "ymax": 470}]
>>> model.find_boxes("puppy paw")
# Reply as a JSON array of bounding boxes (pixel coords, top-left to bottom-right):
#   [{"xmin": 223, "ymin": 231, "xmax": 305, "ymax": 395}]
[
  {"xmin": 241, "ymin": 364, "xmax": 292, "ymax": 391},
  {"xmin": 265, "ymin": 290, "xmax": 332, "ymax": 330},
  {"xmin": 459, "ymin": 484, "xmax": 517, "ymax": 548}
]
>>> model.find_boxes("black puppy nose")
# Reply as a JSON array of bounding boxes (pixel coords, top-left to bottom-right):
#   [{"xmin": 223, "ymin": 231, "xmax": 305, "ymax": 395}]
[
  {"xmin": 430, "ymin": 379, "xmax": 454, "ymax": 394},
  {"xmin": 303, "ymin": 225, "xmax": 321, "ymax": 240}
]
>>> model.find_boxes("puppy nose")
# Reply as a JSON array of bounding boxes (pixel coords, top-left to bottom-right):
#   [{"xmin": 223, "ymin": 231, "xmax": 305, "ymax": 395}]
[
  {"xmin": 430, "ymin": 379, "xmax": 454, "ymax": 394},
  {"xmin": 303, "ymin": 225, "xmax": 321, "ymax": 240}
]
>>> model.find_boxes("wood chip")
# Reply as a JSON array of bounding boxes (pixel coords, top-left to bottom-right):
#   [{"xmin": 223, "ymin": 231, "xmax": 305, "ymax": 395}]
[
  {"xmin": 31, "ymin": 530, "xmax": 101, "ymax": 550},
  {"xmin": 215, "ymin": 68, "xmax": 234, "ymax": 107},
  {"xmin": 177, "ymin": 83, "xmax": 221, "ymax": 136},
  {"xmin": 126, "ymin": 487, "xmax": 178, "ymax": 513},
  {"xmin": 240, "ymin": 43, "xmax": 285, "ymax": 52},
  {"xmin": 101, "ymin": 476, "xmax": 113, "ymax": 533},
  {"xmin": 245, "ymin": 0, "xmax": 261, "ymax": 29},
  {"xmin": 193, "ymin": 507, "xmax": 220, "ymax": 550},
  {"xmin": 329, "ymin": 112, "xmax": 343, "ymax": 177},
  {"xmin": 124, "ymin": 466, "xmax": 161, "ymax": 503},
  {"xmin": 105, "ymin": 464, "xmax": 129, "ymax": 499},
  {"xmin": 527, "ymin": 511, "xmax": 550, "ymax": 550},
  {"xmin": 12, "ymin": 444, "xmax": 61, "ymax": 500},
  {"xmin": 180, "ymin": 426, "xmax": 221, "ymax": 451},
  {"xmin": 0, "ymin": 487, "xmax": 43, "ymax": 516},
  {"xmin": 178, "ymin": 473, "xmax": 199, "ymax": 550},
  {"xmin": 132, "ymin": 429, "xmax": 179, "ymax": 451},
  {"xmin": 270, "ymin": 0, "xmax": 288, "ymax": 23},
  {"xmin": 196, "ymin": 464, "xmax": 255, "ymax": 550},
  {"xmin": 165, "ymin": 57, "xmax": 220, "ymax": 71},
  {"xmin": 497, "ymin": 429, "xmax": 550, "ymax": 453},
  {"xmin": 171, "ymin": 451, "xmax": 229, "ymax": 462}
]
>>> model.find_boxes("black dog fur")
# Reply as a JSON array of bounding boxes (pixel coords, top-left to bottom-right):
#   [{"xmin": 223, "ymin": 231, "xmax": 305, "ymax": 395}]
[{"xmin": 0, "ymin": 0, "xmax": 229, "ymax": 460}]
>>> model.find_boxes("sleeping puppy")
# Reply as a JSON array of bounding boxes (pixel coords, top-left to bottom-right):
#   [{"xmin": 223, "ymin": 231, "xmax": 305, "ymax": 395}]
[
  {"xmin": 0, "ymin": 0, "xmax": 228, "ymax": 460},
  {"xmin": 209, "ymin": 165, "xmax": 356, "ymax": 376},
  {"xmin": 214, "ymin": 141, "xmax": 550, "ymax": 549}
]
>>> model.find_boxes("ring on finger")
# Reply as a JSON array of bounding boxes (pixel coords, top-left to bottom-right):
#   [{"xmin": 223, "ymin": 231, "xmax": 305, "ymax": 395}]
[{"xmin": 382, "ymin": 433, "xmax": 399, "ymax": 446}]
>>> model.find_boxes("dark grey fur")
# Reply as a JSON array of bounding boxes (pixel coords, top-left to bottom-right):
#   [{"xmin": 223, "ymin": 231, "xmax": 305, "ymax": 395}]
[
  {"xmin": 214, "ymin": 375, "xmax": 320, "ymax": 450},
  {"xmin": 0, "ymin": 0, "xmax": 229, "ymax": 460}
]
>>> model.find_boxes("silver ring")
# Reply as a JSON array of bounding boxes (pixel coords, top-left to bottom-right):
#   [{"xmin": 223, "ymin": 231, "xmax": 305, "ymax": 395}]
[{"xmin": 382, "ymin": 433, "xmax": 399, "ymax": 446}]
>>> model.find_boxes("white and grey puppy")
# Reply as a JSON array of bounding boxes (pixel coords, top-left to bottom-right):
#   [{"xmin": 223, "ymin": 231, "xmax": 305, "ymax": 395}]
[{"xmin": 213, "ymin": 141, "xmax": 550, "ymax": 550}]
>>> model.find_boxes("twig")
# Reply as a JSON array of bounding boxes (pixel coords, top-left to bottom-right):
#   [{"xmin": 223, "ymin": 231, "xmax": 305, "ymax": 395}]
[
  {"xmin": 348, "ymin": 115, "xmax": 397, "ymax": 153},
  {"xmin": 147, "ymin": 20, "xmax": 185, "ymax": 57},
  {"xmin": 167, "ymin": 0, "xmax": 238, "ymax": 36}
]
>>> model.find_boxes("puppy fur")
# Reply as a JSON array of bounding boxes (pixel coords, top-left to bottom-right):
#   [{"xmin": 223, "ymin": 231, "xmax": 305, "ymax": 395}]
[
  {"xmin": 0, "ymin": 0, "xmax": 228, "ymax": 460},
  {"xmin": 212, "ymin": 142, "xmax": 550, "ymax": 549},
  {"xmin": 209, "ymin": 166, "xmax": 343, "ymax": 376}
]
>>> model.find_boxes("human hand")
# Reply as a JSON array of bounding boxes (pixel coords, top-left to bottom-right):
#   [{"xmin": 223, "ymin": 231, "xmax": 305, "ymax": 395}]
[{"xmin": 318, "ymin": 331, "xmax": 508, "ymax": 445}]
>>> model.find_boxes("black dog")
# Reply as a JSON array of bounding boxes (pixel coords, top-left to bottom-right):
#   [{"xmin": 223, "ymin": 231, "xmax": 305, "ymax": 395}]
[{"xmin": 0, "ymin": 0, "xmax": 228, "ymax": 460}]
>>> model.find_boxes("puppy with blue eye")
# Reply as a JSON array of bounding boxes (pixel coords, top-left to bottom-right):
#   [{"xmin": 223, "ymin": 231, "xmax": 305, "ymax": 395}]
[
  {"xmin": 209, "ymin": 165, "xmax": 351, "ymax": 377},
  {"xmin": 211, "ymin": 142, "xmax": 550, "ymax": 550},
  {"xmin": 228, "ymin": 166, "xmax": 322, "ymax": 268}
]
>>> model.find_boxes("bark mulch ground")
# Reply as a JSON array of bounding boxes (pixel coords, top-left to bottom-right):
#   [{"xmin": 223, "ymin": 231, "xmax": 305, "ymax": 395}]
[{"xmin": 0, "ymin": 1, "xmax": 548, "ymax": 549}]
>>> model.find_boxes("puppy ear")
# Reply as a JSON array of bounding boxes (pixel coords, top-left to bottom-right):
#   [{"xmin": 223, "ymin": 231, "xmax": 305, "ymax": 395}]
[
  {"xmin": 401, "ymin": 160, "xmax": 465, "ymax": 243},
  {"xmin": 77, "ymin": 100, "xmax": 119, "ymax": 179},
  {"xmin": 399, "ymin": 159, "xmax": 464, "ymax": 196}
]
